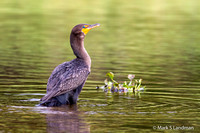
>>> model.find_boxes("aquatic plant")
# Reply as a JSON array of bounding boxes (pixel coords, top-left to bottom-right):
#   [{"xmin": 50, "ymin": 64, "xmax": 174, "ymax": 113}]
[{"xmin": 97, "ymin": 72, "xmax": 146, "ymax": 94}]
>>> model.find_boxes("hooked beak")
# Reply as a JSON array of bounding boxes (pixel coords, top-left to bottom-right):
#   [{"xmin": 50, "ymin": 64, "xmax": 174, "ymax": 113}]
[{"xmin": 82, "ymin": 23, "xmax": 100, "ymax": 35}]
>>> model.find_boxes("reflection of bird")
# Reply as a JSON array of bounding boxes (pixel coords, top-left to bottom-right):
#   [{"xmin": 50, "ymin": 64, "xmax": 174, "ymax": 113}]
[
  {"xmin": 45, "ymin": 105, "xmax": 90, "ymax": 133},
  {"xmin": 40, "ymin": 23, "xmax": 100, "ymax": 107}
]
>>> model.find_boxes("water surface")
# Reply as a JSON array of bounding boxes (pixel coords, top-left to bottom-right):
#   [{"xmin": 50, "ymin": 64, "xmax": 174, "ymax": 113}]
[{"xmin": 0, "ymin": 0, "xmax": 200, "ymax": 132}]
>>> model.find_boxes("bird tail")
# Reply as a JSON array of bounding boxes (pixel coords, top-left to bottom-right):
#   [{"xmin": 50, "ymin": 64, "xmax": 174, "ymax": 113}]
[
  {"xmin": 39, "ymin": 97, "xmax": 62, "ymax": 107},
  {"xmin": 40, "ymin": 93, "xmax": 70, "ymax": 107},
  {"xmin": 40, "ymin": 91, "xmax": 58, "ymax": 102},
  {"xmin": 40, "ymin": 94, "xmax": 49, "ymax": 102}
]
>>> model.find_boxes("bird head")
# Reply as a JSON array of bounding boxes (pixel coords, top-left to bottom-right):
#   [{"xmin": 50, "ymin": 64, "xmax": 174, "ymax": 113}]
[{"xmin": 71, "ymin": 23, "xmax": 100, "ymax": 39}]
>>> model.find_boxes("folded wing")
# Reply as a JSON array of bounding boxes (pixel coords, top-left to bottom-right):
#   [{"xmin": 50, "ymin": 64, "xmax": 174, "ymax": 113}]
[{"xmin": 41, "ymin": 59, "xmax": 90, "ymax": 102}]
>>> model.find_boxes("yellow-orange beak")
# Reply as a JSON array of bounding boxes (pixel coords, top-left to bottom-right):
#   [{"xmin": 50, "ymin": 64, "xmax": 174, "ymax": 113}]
[{"xmin": 82, "ymin": 23, "xmax": 100, "ymax": 35}]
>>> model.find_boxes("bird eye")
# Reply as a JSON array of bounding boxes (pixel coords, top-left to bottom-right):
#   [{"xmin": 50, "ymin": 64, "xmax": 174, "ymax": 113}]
[{"xmin": 83, "ymin": 26, "xmax": 85, "ymax": 28}]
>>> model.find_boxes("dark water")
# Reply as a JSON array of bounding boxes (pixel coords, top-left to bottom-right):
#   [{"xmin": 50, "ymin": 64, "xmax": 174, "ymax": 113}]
[{"xmin": 0, "ymin": 0, "xmax": 200, "ymax": 132}]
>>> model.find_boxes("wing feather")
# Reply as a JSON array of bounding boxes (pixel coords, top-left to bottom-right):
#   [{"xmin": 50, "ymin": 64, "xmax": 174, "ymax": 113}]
[{"xmin": 41, "ymin": 59, "xmax": 90, "ymax": 102}]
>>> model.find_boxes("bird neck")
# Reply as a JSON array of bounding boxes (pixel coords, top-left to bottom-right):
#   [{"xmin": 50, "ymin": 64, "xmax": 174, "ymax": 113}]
[{"xmin": 70, "ymin": 35, "xmax": 91, "ymax": 68}]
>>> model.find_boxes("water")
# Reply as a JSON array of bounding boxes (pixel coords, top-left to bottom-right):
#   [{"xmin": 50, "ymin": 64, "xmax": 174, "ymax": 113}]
[{"xmin": 0, "ymin": 0, "xmax": 200, "ymax": 132}]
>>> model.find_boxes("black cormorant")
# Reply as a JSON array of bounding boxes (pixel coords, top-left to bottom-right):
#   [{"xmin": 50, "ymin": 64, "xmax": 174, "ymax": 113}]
[{"xmin": 40, "ymin": 23, "xmax": 100, "ymax": 107}]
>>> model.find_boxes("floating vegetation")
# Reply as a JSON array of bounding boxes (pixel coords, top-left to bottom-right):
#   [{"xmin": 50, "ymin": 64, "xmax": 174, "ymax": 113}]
[{"xmin": 97, "ymin": 72, "xmax": 146, "ymax": 95}]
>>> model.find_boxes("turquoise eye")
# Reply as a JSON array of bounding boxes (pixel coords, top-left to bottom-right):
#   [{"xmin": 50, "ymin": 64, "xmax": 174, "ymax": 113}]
[{"xmin": 83, "ymin": 26, "xmax": 85, "ymax": 28}]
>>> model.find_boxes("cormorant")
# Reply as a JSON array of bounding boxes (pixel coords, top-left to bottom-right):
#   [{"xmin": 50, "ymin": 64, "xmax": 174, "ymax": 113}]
[{"xmin": 40, "ymin": 23, "xmax": 100, "ymax": 107}]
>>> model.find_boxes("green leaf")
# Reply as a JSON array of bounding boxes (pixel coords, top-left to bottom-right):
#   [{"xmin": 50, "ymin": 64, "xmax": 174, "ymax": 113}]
[
  {"xmin": 139, "ymin": 79, "xmax": 142, "ymax": 84},
  {"xmin": 128, "ymin": 81, "xmax": 132, "ymax": 86},
  {"xmin": 106, "ymin": 72, "xmax": 114, "ymax": 80},
  {"xmin": 123, "ymin": 81, "xmax": 128, "ymax": 88},
  {"xmin": 108, "ymin": 81, "xmax": 113, "ymax": 87},
  {"xmin": 113, "ymin": 82, "xmax": 119, "ymax": 87}
]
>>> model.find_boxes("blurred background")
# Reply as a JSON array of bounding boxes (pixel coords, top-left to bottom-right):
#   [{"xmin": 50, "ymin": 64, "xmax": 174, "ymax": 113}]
[{"xmin": 0, "ymin": 0, "xmax": 200, "ymax": 132}]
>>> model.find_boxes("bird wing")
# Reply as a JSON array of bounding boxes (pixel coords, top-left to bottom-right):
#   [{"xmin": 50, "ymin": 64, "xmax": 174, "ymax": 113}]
[{"xmin": 41, "ymin": 60, "xmax": 90, "ymax": 102}]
